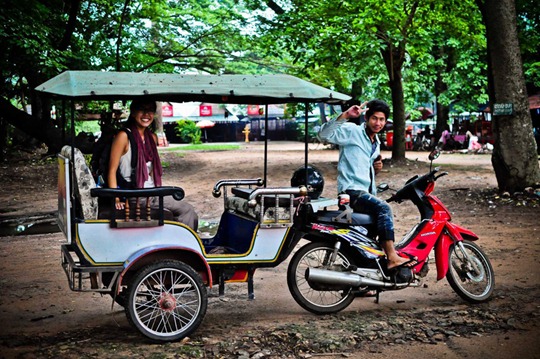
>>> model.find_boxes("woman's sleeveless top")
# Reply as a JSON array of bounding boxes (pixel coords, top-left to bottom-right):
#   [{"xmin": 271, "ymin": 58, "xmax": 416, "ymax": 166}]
[{"xmin": 118, "ymin": 141, "xmax": 155, "ymax": 188}]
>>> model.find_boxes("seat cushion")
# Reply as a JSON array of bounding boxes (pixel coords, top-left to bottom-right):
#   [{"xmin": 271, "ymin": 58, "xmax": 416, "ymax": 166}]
[
  {"xmin": 316, "ymin": 210, "xmax": 374, "ymax": 226},
  {"xmin": 230, "ymin": 187, "xmax": 253, "ymax": 199}
]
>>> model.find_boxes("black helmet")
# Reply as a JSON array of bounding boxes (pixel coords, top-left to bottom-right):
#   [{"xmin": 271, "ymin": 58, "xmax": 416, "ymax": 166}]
[{"xmin": 291, "ymin": 165, "xmax": 325, "ymax": 199}]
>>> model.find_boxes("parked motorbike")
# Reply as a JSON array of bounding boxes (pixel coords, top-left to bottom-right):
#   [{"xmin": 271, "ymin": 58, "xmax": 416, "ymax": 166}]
[{"xmin": 287, "ymin": 149, "xmax": 495, "ymax": 314}]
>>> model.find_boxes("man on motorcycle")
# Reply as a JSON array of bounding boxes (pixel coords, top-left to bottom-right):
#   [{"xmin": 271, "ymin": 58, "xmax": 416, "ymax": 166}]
[{"xmin": 318, "ymin": 99, "xmax": 416, "ymax": 270}]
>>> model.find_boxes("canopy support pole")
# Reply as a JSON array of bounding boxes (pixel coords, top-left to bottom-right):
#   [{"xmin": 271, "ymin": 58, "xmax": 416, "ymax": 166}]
[
  {"xmin": 61, "ymin": 99, "xmax": 66, "ymax": 143},
  {"xmin": 304, "ymin": 103, "xmax": 309, "ymax": 185},
  {"xmin": 70, "ymin": 100, "xmax": 75, "ymax": 173},
  {"xmin": 69, "ymin": 100, "xmax": 77, "ymax": 235},
  {"xmin": 263, "ymin": 104, "xmax": 269, "ymax": 188}
]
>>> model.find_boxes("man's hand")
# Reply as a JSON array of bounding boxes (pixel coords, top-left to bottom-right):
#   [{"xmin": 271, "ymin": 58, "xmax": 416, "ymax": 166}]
[
  {"xmin": 374, "ymin": 155, "xmax": 383, "ymax": 174},
  {"xmin": 340, "ymin": 101, "xmax": 369, "ymax": 120}
]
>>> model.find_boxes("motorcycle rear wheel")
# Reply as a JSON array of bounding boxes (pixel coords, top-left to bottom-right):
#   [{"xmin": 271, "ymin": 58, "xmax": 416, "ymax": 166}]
[
  {"xmin": 287, "ymin": 242, "xmax": 356, "ymax": 314},
  {"xmin": 446, "ymin": 240, "xmax": 495, "ymax": 303}
]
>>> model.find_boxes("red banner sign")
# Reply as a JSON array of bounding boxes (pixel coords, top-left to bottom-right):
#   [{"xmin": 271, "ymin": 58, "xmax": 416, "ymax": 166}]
[
  {"xmin": 199, "ymin": 105, "xmax": 212, "ymax": 116},
  {"xmin": 162, "ymin": 104, "xmax": 173, "ymax": 117},
  {"xmin": 247, "ymin": 105, "xmax": 260, "ymax": 115}
]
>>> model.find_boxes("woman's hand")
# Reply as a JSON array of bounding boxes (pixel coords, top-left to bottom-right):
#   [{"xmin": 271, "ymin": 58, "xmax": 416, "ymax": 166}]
[{"xmin": 115, "ymin": 197, "xmax": 125, "ymax": 210}]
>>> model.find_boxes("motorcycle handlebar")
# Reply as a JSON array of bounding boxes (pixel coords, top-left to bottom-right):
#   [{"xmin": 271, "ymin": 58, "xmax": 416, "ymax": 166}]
[
  {"xmin": 387, "ymin": 167, "xmax": 446, "ymax": 203},
  {"xmin": 212, "ymin": 178, "xmax": 264, "ymax": 198},
  {"xmin": 435, "ymin": 172, "xmax": 448, "ymax": 180}
]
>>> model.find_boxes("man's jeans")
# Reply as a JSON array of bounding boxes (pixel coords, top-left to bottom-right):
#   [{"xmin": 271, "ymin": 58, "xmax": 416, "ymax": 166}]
[{"xmin": 345, "ymin": 189, "xmax": 395, "ymax": 242}]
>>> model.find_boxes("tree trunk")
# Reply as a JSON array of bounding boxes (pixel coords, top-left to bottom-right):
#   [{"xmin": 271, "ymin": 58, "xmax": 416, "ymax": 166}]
[
  {"xmin": 389, "ymin": 71, "xmax": 406, "ymax": 161},
  {"xmin": 0, "ymin": 117, "xmax": 7, "ymax": 162},
  {"xmin": 155, "ymin": 101, "xmax": 164, "ymax": 134},
  {"xmin": 435, "ymin": 100, "xmax": 450, "ymax": 144},
  {"xmin": 433, "ymin": 45, "xmax": 455, "ymax": 143},
  {"xmin": 154, "ymin": 101, "xmax": 167, "ymax": 146},
  {"xmin": 434, "ymin": 73, "xmax": 449, "ymax": 143},
  {"xmin": 482, "ymin": 0, "xmax": 540, "ymax": 192},
  {"xmin": 381, "ymin": 45, "xmax": 406, "ymax": 161},
  {"xmin": 350, "ymin": 79, "xmax": 363, "ymax": 103}
]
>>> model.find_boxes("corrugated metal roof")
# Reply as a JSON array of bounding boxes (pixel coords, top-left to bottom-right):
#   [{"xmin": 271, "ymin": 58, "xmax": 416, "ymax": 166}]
[
  {"xmin": 162, "ymin": 114, "xmax": 240, "ymax": 124},
  {"xmin": 35, "ymin": 71, "xmax": 351, "ymax": 104}
]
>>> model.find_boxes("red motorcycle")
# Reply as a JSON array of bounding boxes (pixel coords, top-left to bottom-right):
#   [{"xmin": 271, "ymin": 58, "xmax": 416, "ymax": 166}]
[{"xmin": 287, "ymin": 149, "xmax": 495, "ymax": 313}]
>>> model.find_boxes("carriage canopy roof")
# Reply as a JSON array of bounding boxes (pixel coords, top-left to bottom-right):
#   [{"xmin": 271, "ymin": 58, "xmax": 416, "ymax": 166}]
[{"xmin": 35, "ymin": 71, "xmax": 351, "ymax": 104}]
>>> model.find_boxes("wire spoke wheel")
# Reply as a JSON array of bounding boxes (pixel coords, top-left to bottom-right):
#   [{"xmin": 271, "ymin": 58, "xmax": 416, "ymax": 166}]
[
  {"xmin": 446, "ymin": 240, "xmax": 495, "ymax": 303},
  {"xmin": 125, "ymin": 260, "xmax": 207, "ymax": 342},
  {"xmin": 287, "ymin": 242, "xmax": 355, "ymax": 314}
]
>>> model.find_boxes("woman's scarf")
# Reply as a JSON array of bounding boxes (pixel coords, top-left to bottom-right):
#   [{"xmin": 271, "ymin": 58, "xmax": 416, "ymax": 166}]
[{"xmin": 129, "ymin": 124, "xmax": 163, "ymax": 188}]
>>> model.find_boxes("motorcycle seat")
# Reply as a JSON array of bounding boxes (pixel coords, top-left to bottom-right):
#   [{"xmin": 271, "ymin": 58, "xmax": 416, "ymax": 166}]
[{"xmin": 316, "ymin": 210, "xmax": 374, "ymax": 225}]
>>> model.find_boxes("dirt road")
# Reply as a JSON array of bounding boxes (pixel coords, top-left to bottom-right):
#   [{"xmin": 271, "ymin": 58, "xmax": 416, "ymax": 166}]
[{"xmin": 0, "ymin": 142, "xmax": 538, "ymax": 358}]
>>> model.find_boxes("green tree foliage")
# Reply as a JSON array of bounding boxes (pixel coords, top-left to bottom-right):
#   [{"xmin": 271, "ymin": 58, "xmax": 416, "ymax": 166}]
[
  {"xmin": 0, "ymin": 0, "xmax": 263, "ymax": 153},
  {"xmin": 248, "ymin": 0, "xmax": 440, "ymax": 160},
  {"xmin": 516, "ymin": 0, "xmax": 540, "ymax": 89},
  {"xmin": 1, "ymin": 0, "xmax": 261, "ymax": 99},
  {"xmin": 0, "ymin": 0, "xmax": 537, "ymax": 160}
]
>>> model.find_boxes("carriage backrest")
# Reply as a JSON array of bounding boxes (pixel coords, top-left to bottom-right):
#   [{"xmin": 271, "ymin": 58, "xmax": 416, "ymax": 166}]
[{"xmin": 60, "ymin": 146, "xmax": 99, "ymax": 220}]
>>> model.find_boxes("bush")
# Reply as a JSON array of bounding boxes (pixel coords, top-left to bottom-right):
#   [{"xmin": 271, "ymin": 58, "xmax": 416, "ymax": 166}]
[{"xmin": 175, "ymin": 120, "xmax": 202, "ymax": 144}]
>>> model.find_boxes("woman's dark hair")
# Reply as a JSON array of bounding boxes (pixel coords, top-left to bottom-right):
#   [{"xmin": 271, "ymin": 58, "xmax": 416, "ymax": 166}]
[
  {"xmin": 130, "ymin": 98, "xmax": 157, "ymax": 113},
  {"xmin": 125, "ymin": 99, "xmax": 157, "ymax": 131},
  {"xmin": 365, "ymin": 99, "xmax": 390, "ymax": 121}
]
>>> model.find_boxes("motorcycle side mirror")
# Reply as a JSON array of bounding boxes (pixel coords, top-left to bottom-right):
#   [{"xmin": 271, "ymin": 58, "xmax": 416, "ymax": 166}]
[
  {"xmin": 428, "ymin": 148, "xmax": 441, "ymax": 161},
  {"xmin": 377, "ymin": 183, "xmax": 389, "ymax": 193}
]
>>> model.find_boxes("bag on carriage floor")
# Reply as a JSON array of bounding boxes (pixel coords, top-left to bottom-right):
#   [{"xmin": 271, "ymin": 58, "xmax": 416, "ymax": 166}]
[{"xmin": 90, "ymin": 127, "xmax": 137, "ymax": 188}]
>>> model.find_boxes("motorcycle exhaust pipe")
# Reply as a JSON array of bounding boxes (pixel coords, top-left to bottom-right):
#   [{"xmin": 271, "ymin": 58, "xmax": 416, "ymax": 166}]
[{"xmin": 306, "ymin": 268, "xmax": 391, "ymax": 288}]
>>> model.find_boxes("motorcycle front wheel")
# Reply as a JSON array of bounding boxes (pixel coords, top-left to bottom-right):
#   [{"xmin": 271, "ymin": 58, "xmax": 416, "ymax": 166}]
[
  {"xmin": 287, "ymin": 242, "xmax": 356, "ymax": 314},
  {"xmin": 446, "ymin": 240, "xmax": 495, "ymax": 303}
]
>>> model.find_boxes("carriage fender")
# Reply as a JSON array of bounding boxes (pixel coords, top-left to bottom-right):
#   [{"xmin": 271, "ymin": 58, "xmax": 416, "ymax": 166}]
[
  {"xmin": 117, "ymin": 245, "xmax": 212, "ymax": 290},
  {"xmin": 434, "ymin": 222, "xmax": 479, "ymax": 280}
]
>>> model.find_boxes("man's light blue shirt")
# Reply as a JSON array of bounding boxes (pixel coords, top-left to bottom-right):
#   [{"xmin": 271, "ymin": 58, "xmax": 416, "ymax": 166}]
[{"xmin": 318, "ymin": 118, "xmax": 380, "ymax": 195}]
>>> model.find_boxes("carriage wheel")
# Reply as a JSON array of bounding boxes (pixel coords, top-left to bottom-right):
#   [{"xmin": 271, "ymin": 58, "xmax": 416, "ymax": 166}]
[{"xmin": 125, "ymin": 260, "xmax": 207, "ymax": 342}]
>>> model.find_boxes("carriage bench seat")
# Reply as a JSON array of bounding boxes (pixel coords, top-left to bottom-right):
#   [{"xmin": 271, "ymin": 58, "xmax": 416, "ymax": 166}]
[{"xmin": 61, "ymin": 146, "xmax": 180, "ymax": 228}]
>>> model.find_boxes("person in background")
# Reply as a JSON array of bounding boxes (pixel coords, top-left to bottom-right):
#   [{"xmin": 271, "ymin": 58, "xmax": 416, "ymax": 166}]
[
  {"xmin": 423, "ymin": 125, "xmax": 432, "ymax": 139},
  {"xmin": 108, "ymin": 99, "xmax": 198, "ymax": 230},
  {"xmin": 318, "ymin": 99, "xmax": 417, "ymax": 270},
  {"xmin": 465, "ymin": 130, "xmax": 482, "ymax": 152},
  {"xmin": 438, "ymin": 125, "xmax": 455, "ymax": 150}
]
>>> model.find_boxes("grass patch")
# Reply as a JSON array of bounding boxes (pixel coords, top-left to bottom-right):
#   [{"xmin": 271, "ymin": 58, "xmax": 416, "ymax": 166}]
[{"xmin": 160, "ymin": 144, "xmax": 241, "ymax": 152}]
